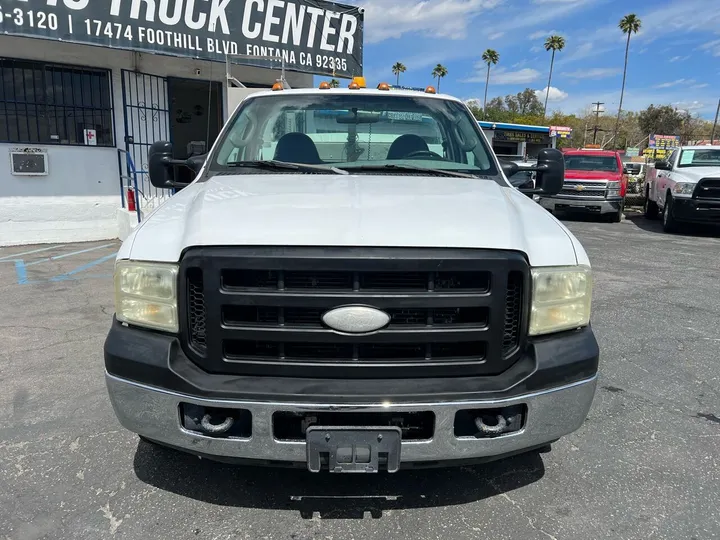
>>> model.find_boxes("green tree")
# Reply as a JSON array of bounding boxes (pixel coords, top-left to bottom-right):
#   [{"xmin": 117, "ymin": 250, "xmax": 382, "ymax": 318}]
[
  {"xmin": 431, "ymin": 64, "xmax": 448, "ymax": 92},
  {"xmin": 391, "ymin": 62, "xmax": 407, "ymax": 86},
  {"xmin": 481, "ymin": 49, "xmax": 500, "ymax": 118},
  {"xmin": 637, "ymin": 105, "xmax": 684, "ymax": 138},
  {"xmin": 329, "ymin": 78, "xmax": 340, "ymax": 88},
  {"xmin": 506, "ymin": 88, "xmax": 544, "ymax": 117},
  {"xmin": 543, "ymin": 35, "xmax": 566, "ymax": 119},
  {"xmin": 613, "ymin": 14, "xmax": 642, "ymax": 147}
]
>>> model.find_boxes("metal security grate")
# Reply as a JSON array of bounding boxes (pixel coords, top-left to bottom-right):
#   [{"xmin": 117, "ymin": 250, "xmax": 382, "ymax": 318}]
[{"xmin": 181, "ymin": 247, "xmax": 528, "ymax": 379}]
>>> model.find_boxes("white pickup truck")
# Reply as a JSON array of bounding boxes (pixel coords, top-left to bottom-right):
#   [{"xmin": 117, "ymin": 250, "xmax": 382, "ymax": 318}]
[
  {"xmin": 644, "ymin": 145, "xmax": 720, "ymax": 232},
  {"xmin": 104, "ymin": 84, "xmax": 599, "ymax": 473}
]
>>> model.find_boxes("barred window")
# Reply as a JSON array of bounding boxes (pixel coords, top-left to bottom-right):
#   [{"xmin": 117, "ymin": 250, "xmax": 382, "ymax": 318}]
[{"xmin": 0, "ymin": 58, "xmax": 114, "ymax": 146}]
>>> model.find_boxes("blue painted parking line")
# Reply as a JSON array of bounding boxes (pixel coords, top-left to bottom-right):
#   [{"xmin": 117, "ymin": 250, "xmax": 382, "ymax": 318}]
[
  {"xmin": 0, "ymin": 245, "xmax": 67, "ymax": 262},
  {"xmin": 3, "ymin": 251, "xmax": 117, "ymax": 285},
  {"xmin": 25, "ymin": 243, "xmax": 116, "ymax": 266},
  {"xmin": 49, "ymin": 253, "xmax": 118, "ymax": 282}
]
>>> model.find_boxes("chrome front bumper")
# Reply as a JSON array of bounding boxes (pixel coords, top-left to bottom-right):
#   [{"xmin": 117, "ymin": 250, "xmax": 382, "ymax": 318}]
[
  {"xmin": 106, "ymin": 373, "xmax": 597, "ymax": 465},
  {"xmin": 538, "ymin": 196, "xmax": 622, "ymax": 214}
]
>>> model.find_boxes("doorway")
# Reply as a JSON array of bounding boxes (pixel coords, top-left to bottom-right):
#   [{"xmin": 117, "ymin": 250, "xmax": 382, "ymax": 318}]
[{"xmin": 167, "ymin": 77, "xmax": 223, "ymax": 184}]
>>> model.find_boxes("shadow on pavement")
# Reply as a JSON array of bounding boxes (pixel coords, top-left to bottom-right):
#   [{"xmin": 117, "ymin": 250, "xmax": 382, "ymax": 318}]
[
  {"xmin": 624, "ymin": 213, "xmax": 720, "ymax": 237},
  {"xmin": 133, "ymin": 440, "xmax": 546, "ymax": 519}
]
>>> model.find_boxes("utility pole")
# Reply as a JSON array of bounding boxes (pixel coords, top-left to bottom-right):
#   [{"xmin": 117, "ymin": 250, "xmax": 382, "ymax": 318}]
[
  {"xmin": 712, "ymin": 98, "xmax": 720, "ymax": 144},
  {"xmin": 591, "ymin": 101, "xmax": 604, "ymax": 144}
]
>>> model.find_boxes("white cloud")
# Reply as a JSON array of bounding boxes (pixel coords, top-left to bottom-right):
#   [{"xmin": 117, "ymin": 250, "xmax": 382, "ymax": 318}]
[
  {"xmin": 700, "ymin": 39, "xmax": 720, "ymax": 56},
  {"xmin": 533, "ymin": 0, "xmax": 585, "ymax": 3},
  {"xmin": 535, "ymin": 86, "xmax": 569, "ymax": 102},
  {"xmin": 669, "ymin": 55, "xmax": 690, "ymax": 62},
  {"xmin": 672, "ymin": 100, "xmax": 705, "ymax": 112},
  {"xmin": 462, "ymin": 66, "xmax": 542, "ymax": 85},
  {"xmin": 529, "ymin": 29, "xmax": 558, "ymax": 40},
  {"xmin": 489, "ymin": 31, "xmax": 505, "ymax": 40},
  {"xmin": 563, "ymin": 67, "xmax": 621, "ymax": 79},
  {"xmin": 691, "ymin": 83, "xmax": 710, "ymax": 89},
  {"xmin": 530, "ymin": 45, "xmax": 543, "ymax": 53},
  {"xmin": 653, "ymin": 78, "xmax": 695, "ymax": 89},
  {"xmin": 350, "ymin": 0, "xmax": 502, "ymax": 44}
]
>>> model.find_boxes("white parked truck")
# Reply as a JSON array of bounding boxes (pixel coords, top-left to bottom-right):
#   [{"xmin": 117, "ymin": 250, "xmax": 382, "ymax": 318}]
[
  {"xmin": 644, "ymin": 145, "xmax": 720, "ymax": 232},
  {"xmin": 104, "ymin": 84, "xmax": 599, "ymax": 473}
]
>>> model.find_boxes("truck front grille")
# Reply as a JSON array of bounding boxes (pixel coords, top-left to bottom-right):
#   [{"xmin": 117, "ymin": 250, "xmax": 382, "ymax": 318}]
[
  {"xmin": 694, "ymin": 178, "xmax": 720, "ymax": 200},
  {"xmin": 559, "ymin": 180, "xmax": 608, "ymax": 198},
  {"xmin": 180, "ymin": 248, "xmax": 529, "ymax": 379}
]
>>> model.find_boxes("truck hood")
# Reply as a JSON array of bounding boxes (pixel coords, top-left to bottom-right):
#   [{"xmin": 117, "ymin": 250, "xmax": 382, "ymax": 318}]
[
  {"xmin": 124, "ymin": 174, "xmax": 580, "ymax": 267},
  {"xmin": 671, "ymin": 167, "xmax": 720, "ymax": 183},
  {"xmin": 565, "ymin": 170, "xmax": 621, "ymax": 180}
]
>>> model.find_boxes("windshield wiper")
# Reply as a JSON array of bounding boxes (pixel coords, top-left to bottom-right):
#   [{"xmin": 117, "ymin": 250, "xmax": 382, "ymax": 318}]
[
  {"xmin": 226, "ymin": 160, "xmax": 348, "ymax": 175},
  {"xmin": 340, "ymin": 164, "xmax": 477, "ymax": 178}
]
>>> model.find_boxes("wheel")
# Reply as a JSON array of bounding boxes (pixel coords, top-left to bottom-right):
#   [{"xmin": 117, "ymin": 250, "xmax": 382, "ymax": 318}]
[
  {"xmin": 644, "ymin": 188, "xmax": 659, "ymax": 219},
  {"xmin": 662, "ymin": 194, "xmax": 679, "ymax": 233},
  {"xmin": 608, "ymin": 203, "xmax": 623, "ymax": 223}
]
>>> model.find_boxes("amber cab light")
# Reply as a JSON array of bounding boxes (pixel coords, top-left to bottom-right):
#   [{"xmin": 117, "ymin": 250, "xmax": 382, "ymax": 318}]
[
  {"xmin": 271, "ymin": 82, "xmax": 284, "ymax": 91},
  {"xmin": 319, "ymin": 81, "xmax": 331, "ymax": 90},
  {"xmin": 348, "ymin": 82, "xmax": 360, "ymax": 89},
  {"xmin": 425, "ymin": 86, "xmax": 437, "ymax": 94},
  {"xmin": 377, "ymin": 82, "xmax": 390, "ymax": 91}
]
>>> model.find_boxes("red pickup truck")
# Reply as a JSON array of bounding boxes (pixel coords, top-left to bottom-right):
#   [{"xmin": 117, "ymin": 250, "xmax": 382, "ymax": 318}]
[{"xmin": 537, "ymin": 149, "xmax": 627, "ymax": 222}]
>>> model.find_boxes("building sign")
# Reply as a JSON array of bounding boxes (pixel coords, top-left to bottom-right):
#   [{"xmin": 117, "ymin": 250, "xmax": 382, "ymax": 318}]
[
  {"xmin": 0, "ymin": 0, "xmax": 364, "ymax": 78},
  {"xmin": 550, "ymin": 126, "xmax": 573, "ymax": 139},
  {"xmin": 494, "ymin": 130, "xmax": 547, "ymax": 145},
  {"xmin": 644, "ymin": 134, "xmax": 680, "ymax": 160}
]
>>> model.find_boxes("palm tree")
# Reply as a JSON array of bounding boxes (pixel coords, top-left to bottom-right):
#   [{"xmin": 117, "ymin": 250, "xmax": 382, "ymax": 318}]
[
  {"xmin": 392, "ymin": 62, "xmax": 407, "ymax": 86},
  {"xmin": 543, "ymin": 35, "xmax": 565, "ymax": 118},
  {"xmin": 613, "ymin": 14, "xmax": 641, "ymax": 147},
  {"xmin": 481, "ymin": 49, "xmax": 500, "ymax": 118},
  {"xmin": 431, "ymin": 64, "xmax": 448, "ymax": 92},
  {"xmin": 329, "ymin": 78, "xmax": 340, "ymax": 88}
]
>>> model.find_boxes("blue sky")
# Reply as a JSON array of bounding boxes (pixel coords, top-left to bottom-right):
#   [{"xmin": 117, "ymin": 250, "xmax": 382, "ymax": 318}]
[{"xmin": 340, "ymin": 0, "xmax": 720, "ymax": 118}]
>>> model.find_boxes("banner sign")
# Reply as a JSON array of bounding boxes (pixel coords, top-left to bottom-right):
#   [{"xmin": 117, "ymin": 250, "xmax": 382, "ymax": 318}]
[
  {"xmin": 0, "ymin": 0, "xmax": 364, "ymax": 78},
  {"xmin": 549, "ymin": 126, "xmax": 573, "ymax": 139},
  {"xmin": 625, "ymin": 147, "xmax": 640, "ymax": 157},
  {"xmin": 648, "ymin": 134, "xmax": 680, "ymax": 149},
  {"xmin": 494, "ymin": 130, "xmax": 548, "ymax": 145}
]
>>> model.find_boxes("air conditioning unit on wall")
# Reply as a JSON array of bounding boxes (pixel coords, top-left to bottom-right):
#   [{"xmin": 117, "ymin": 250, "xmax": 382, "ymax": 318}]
[{"xmin": 10, "ymin": 149, "xmax": 49, "ymax": 176}]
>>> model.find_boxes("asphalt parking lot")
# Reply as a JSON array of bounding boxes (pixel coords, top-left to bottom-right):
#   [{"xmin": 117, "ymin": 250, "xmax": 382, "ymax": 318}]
[{"xmin": 1, "ymin": 216, "xmax": 719, "ymax": 540}]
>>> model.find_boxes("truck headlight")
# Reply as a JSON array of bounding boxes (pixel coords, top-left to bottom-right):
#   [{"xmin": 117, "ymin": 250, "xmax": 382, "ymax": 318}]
[
  {"xmin": 530, "ymin": 266, "xmax": 592, "ymax": 336},
  {"xmin": 606, "ymin": 180, "xmax": 621, "ymax": 197},
  {"xmin": 114, "ymin": 261, "xmax": 179, "ymax": 332},
  {"xmin": 672, "ymin": 182, "xmax": 695, "ymax": 196}
]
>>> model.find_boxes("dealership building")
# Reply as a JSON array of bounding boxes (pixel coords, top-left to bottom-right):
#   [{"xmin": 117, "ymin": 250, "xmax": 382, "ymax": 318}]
[{"xmin": 0, "ymin": 0, "xmax": 363, "ymax": 246}]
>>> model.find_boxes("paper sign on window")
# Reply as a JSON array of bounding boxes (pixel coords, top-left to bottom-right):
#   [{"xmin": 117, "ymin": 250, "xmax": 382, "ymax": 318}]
[{"xmin": 84, "ymin": 129, "xmax": 97, "ymax": 146}]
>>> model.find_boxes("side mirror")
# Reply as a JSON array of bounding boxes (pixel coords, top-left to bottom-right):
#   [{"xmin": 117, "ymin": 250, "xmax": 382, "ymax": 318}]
[
  {"xmin": 148, "ymin": 141, "xmax": 200, "ymax": 189},
  {"xmin": 514, "ymin": 148, "xmax": 564, "ymax": 196},
  {"xmin": 499, "ymin": 158, "xmax": 520, "ymax": 179},
  {"xmin": 654, "ymin": 161, "xmax": 671, "ymax": 171}
]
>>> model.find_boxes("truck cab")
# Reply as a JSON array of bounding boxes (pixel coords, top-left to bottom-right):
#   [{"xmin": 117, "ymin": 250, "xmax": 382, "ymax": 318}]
[
  {"xmin": 644, "ymin": 145, "xmax": 720, "ymax": 232},
  {"xmin": 104, "ymin": 84, "xmax": 599, "ymax": 473},
  {"xmin": 538, "ymin": 149, "xmax": 627, "ymax": 222}
]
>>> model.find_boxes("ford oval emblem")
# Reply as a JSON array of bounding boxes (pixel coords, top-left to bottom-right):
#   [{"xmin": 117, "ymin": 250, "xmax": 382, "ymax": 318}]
[{"xmin": 322, "ymin": 306, "xmax": 391, "ymax": 334}]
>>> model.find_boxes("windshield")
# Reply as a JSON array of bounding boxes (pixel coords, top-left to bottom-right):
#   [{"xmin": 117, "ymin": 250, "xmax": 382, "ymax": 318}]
[
  {"xmin": 564, "ymin": 155, "xmax": 618, "ymax": 172},
  {"xmin": 625, "ymin": 163, "xmax": 642, "ymax": 174},
  {"xmin": 210, "ymin": 93, "xmax": 499, "ymax": 178},
  {"xmin": 678, "ymin": 149, "xmax": 720, "ymax": 168}
]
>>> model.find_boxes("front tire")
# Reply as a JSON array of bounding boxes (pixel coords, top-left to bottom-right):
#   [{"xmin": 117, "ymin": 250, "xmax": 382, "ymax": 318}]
[
  {"xmin": 662, "ymin": 194, "xmax": 679, "ymax": 233},
  {"xmin": 609, "ymin": 202, "xmax": 624, "ymax": 223},
  {"xmin": 644, "ymin": 188, "xmax": 659, "ymax": 219}
]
